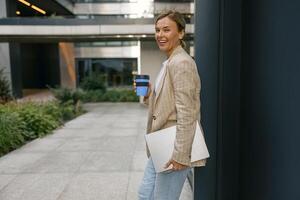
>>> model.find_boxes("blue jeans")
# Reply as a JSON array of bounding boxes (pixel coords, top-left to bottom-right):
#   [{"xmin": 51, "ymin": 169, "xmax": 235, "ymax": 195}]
[{"xmin": 138, "ymin": 157, "xmax": 191, "ymax": 200}]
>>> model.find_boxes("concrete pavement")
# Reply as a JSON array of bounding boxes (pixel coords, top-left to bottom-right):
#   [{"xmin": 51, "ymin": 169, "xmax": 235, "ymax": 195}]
[{"xmin": 0, "ymin": 103, "xmax": 193, "ymax": 200}]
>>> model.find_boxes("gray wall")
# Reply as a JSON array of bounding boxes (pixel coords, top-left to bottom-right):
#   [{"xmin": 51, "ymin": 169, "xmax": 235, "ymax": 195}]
[
  {"xmin": 0, "ymin": 43, "xmax": 11, "ymax": 86},
  {"xmin": 0, "ymin": 0, "xmax": 12, "ymax": 91},
  {"xmin": 140, "ymin": 41, "xmax": 166, "ymax": 85}
]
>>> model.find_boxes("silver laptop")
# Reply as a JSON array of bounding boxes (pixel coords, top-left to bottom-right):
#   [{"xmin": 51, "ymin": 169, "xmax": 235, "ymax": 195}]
[{"xmin": 145, "ymin": 121, "xmax": 209, "ymax": 173}]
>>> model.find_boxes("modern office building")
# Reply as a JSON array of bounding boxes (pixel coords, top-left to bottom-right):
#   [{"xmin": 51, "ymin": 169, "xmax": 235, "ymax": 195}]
[
  {"xmin": 0, "ymin": 0, "xmax": 194, "ymax": 97},
  {"xmin": 1, "ymin": 0, "xmax": 300, "ymax": 200}
]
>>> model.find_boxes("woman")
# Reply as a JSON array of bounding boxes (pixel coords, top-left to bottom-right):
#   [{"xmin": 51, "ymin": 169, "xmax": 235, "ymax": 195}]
[{"xmin": 138, "ymin": 10, "xmax": 207, "ymax": 200}]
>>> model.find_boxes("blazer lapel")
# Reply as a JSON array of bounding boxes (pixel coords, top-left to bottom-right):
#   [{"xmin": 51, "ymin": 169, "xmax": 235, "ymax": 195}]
[
  {"xmin": 154, "ymin": 63, "xmax": 168, "ymax": 104},
  {"xmin": 153, "ymin": 46, "xmax": 185, "ymax": 106}
]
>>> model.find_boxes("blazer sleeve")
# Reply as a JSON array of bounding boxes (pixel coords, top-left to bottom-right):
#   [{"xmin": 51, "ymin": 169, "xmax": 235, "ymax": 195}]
[
  {"xmin": 170, "ymin": 59, "xmax": 199, "ymax": 166},
  {"xmin": 142, "ymin": 86, "xmax": 153, "ymax": 106},
  {"xmin": 143, "ymin": 96, "xmax": 150, "ymax": 106}
]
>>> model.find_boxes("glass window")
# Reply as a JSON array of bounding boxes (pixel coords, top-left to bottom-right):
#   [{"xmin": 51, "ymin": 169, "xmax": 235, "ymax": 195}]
[
  {"xmin": 107, "ymin": 41, "xmax": 122, "ymax": 46},
  {"xmin": 76, "ymin": 58, "xmax": 137, "ymax": 87},
  {"xmin": 92, "ymin": 42, "xmax": 106, "ymax": 46},
  {"xmin": 75, "ymin": 41, "xmax": 138, "ymax": 47}
]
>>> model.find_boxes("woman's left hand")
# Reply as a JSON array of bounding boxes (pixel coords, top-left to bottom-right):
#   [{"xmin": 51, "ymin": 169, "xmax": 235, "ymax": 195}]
[{"xmin": 165, "ymin": 159, "xmax": 188, "ymax": 171}]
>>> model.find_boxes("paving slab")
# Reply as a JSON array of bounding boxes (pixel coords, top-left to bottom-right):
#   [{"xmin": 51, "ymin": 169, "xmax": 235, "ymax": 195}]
[
  {"xmin": 56, "ymin": 138, "xmax": 105, "ymax": 152},
  {"xmin": 127, "ymin": 172, "xmax": 145, "ymax": 200},
  {"xmin": 49, "ymin": 128, "xmax": 107, "ymax": 139},
  {"xmin": 0, "ymin": 175, "xmax": 16, "ymax": 191},
  {"xmin": 95, "ymin": 136, "xmax": 137, "ymax": 152},
  {"xmin": 17, "ymin": 138, "xmax": 67, "ymax": 153},
  {"xmin": 58, "ymin": 172, "xmax": 129, "ymax": 200},
  {"xmin": 0, "ymin": 153, "xmax": 46, "ymax": 174},
  {"xmin": 79, "ymin": 151, "xmax": 133, "ymax": 172},
  {"xmin": 0, "ymin": 103, "xmax": 192, "ymax": 200},
  {"xmin": 24, "ymin": 152, "xmax": 90, "ymax": 174},
  {"xmin": 0, "ymin": 174, "xmax": 72, "ymax": 200},
  {"xmin": 132, "ymin": 151, "xmax": 148, "ymax": 172}
]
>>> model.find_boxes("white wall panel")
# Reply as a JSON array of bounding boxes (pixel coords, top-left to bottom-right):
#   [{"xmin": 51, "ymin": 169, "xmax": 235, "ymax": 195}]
[
  {"xmin": 73, "ymin": 2, "xmax": 193, "ymax": 15},
  {"xmin": 0, "ymin": 25, "xmax": 100, "ymax": 35},
  {"xmin": 75, "ymin": 46, "xmax": 139, "ymax": 58},
  {"xmin": 140, "ymin": 41, "xmax": 166, "ymax": 85},
  {"xmin": 0, "ymin": 24, "xmax": 193, "ymax": 35},
  {"xmin": 74, "ymin": 2, "xmax": 154, "ymax": 16}
]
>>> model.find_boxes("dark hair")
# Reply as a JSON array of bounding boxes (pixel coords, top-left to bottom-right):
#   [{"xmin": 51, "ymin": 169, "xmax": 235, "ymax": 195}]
[{"xmin": 155, "ymin": 10, "xmax": 186, "ymax": 48}]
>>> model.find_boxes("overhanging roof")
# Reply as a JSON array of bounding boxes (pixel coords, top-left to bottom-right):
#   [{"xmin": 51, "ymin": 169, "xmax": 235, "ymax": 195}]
[{"xmin": 0, "ymin": 18, "xmax": 194, "ymax": 42}]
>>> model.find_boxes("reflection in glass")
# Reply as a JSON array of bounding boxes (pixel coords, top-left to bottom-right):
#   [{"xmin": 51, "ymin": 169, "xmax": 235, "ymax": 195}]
[{"xmin": 76, "ymin": 58, "xmax": 137, "ymax": 88}]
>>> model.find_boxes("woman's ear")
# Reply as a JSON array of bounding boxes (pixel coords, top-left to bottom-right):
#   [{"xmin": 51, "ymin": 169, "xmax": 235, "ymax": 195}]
[{"xmin": 179, "ymin": 30, "xmax": 185, "ymax": 40}]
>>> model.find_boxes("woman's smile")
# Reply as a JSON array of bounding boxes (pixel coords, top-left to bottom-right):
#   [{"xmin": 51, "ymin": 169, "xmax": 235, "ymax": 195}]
[{"xmin": 157, "ymin": 39, "xmax": 168, "ymax": 46}]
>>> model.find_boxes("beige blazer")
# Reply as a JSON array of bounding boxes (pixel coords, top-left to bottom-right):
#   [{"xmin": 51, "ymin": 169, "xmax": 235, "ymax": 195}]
[{"xmin": 145, "ymin": 45, "xmax": 206, "ymax": 167}]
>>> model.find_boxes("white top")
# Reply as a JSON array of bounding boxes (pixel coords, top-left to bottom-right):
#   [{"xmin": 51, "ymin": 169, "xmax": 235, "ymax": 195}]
[{"xmin": 155, "ymin": 60, "xmax": 168, "ymax": 92}]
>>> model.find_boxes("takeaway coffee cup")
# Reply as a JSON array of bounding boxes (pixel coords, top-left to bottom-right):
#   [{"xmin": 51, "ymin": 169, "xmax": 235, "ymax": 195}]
[{"xmin": 134, "ymin": 75, "xmax": 150, "ymax": 96}]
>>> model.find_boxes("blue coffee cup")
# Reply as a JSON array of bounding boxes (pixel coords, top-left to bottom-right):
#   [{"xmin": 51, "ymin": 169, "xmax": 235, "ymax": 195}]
[{"xmin": 135, "ymin": 75, "xmax": 150, "ymax": 96}]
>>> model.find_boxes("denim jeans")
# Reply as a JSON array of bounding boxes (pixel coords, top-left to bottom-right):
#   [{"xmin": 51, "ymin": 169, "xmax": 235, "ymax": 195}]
[{"xmin": 138, "ymin": 157, "xmax": 191, "ymax": 200}]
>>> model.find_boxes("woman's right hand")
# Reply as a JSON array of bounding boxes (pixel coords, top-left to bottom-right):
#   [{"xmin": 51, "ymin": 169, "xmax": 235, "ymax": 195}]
[
  {"xmin": 144, "ymin": 82, "xmax": 152, "ymax": 99},
  {"xmin": 133, "ymin": 81, "xmax": 152, "ymax": 101}
]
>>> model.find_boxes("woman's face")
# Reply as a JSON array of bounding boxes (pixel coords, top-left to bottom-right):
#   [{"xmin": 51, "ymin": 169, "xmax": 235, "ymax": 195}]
[{"xmin": 155, "ymin": 16, "xmax": 184, "ymax": 57}]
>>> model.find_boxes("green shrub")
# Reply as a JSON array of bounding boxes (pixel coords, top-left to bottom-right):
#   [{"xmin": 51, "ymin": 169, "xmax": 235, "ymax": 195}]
[
  {"xmin": 39, "ymin": 101, "xmax": 63, "ymax": 122},
  {"xmin": 81, "ymin": 88, "xmax": 138, "ymax": 102},
  {"xmin": 51, "ymin": 85, "xmax": 138, "ymax": 103},
  {"xmin": 0, "ymin": 99, "xmax": 84, "ymax": 157},
  {"xmin": 50, "ymin": 87, "xmax": 73, "ymax": 104},
  {"xmin": 81, "ymin": 90, "xmax": 105, "ymax": 102},
  {"xmin": 103, "ymin": 90, "xmax": 121, "ymax": 102},
  {"xmin": 17, "ymin": 103, "xmax": 60, "ymax": 137},
  {"xmin": 0, "ymin": 112, "xmax": 25, "ymax": 156},
  {"xmin": 1, "ymin": 102, "xmax": 63, "ymax": 137},
  {"xmin": 0, "ymin": 69, "xmax": 12, "ymax": 103},
  {"xmin": 50, "ymin": 87, "xmax": 84, "ymax": 105},
  {"xmin": 118, "ymin": 89, "xmax": 139, "ymax": 102},
  {"xmin": 50, "ymin": 87, "xmax": 84, "ymax": 116},
  {"xmin": 0, "ymin": 103, "xmax": 34, "ymax": 141},
  {"xmin": 72, "ymin": 88, "xmax": 85, "ymax": 104},
  {"xmin": 80, "ymin": 74, "xmax": 107, "ymax": 92},
  {"xmin": 105, "ymin": 89, "xmax": 138, "ymax": 102},
  {"xmin": 59, "ymin": 100, "xmax": 77, "ymax": 121}
]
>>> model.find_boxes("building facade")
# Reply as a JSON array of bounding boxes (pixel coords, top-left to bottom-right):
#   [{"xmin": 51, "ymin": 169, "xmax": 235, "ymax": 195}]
[{"xmin": 0, "ymin": 0, "xmax": 194, "ymax": 97}]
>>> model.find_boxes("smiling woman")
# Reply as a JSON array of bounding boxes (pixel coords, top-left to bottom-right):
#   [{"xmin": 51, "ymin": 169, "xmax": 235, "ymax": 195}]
[{"xmin": 138, "ymin": 10, "xmax": 207, "ymax": 200}]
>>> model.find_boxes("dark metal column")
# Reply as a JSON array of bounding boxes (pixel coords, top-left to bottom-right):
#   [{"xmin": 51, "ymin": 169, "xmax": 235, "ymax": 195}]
[
  {"xmin": 194, "ymin": 0, "xmax": 300, "ymax": 199},
  {"xmin": 194, "ymin": 0, "xmax": 242, "ymax": 199},
  {"xmin": 239, "ymin": 0, "xmax": 300, "ymax": 199},
  {"xmin": 9, "ymin": 43, "xmax": 23, "ymax": 98},
  {"xmin": 193, "ymin": 0, "xmax": 221, "ymax": 199}
]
